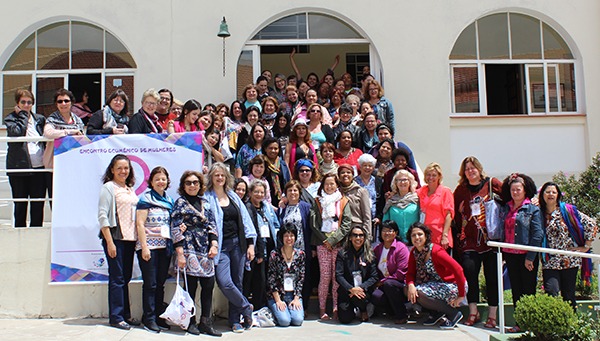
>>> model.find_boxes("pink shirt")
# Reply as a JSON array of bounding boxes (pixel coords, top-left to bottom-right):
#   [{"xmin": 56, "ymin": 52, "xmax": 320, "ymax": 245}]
[
  {"xmin": 502, "ymin": 198, "xmax": 530, "ymax": 255},
  {"xmin": 416, "ymin": 184, "xmax": 455, "ymax": 247},
  {"xmin": 114, "ymin": 184, "xmax": 139, "ymax": 241},
  {"xmin": 172, "ymin": 120, "xmax": 198, "ymax": 133}
]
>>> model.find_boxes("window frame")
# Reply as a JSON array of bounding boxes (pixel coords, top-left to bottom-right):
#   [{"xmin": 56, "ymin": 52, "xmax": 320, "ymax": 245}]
[{"xmin": 449, "ymin": 12, "xmax": 578, "ymax": 117}]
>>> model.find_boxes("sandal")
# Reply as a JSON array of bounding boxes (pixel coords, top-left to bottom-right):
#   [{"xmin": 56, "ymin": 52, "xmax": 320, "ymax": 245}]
[
  {"xmin": 464, "ymin": 312, "xmax": 480, "ymax": 326},
  {"xmin": 320, "ymin": 313, "xmax": 330, "ymax": 320},
  {"xmin": 507, "ymin": 325, "xmax": 521, "ymax": 333},
  {"xmin": 484, "ymin": 317, "xmax": 497, "ymax": 329}
]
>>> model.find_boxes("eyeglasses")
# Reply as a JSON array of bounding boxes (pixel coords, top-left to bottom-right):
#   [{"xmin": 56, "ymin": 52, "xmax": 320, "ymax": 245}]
[
  {"xmin": 299, "ymin": 168, "xmax": 312, "ymax": 173},
  {"xmin": 56, "ymin": 99, "xmax": 71, "ymax": 104},
  {"xmin": 112, "ymin": 98, "xmax": 125, "ymax": 104},
  {"xmin": 19, "ymin": 100, "xmax": 33, "ymax": 105},
  {"xmin": 351, "ymin": 233, "xmax": 365, "ymax": 238},
  {"xmin": 144, "ymin": 101, "xmax": 158, "ymax": 106},
  {"xmin": 396, "ymin": 178, "xmax": 410, "ymax": 182},
  {"xmin": 381, "ymin": 229, "xmax": 396, "ymax": 234},
  {"xmin": 159, "ymin": 97, "xmax": 171, "ymax": 102},
  {"xmin": 184, "ymin": 180, "xmax": 200, "ymax": 186}
]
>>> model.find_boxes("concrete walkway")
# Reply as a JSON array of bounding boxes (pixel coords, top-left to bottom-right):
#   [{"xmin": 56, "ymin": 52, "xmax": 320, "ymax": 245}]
[{"xmin": 0, "ymin": 316, "xmax": 497, "ymax": 341}]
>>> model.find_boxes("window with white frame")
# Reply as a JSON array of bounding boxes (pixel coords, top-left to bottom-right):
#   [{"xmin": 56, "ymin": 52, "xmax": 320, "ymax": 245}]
[
  {"xmin": 450, "ymin": 13, "xmax": 576, "ymax": 115},
  {"xmin": 2, "ymin": 20, "xmax": 136, "ymax": 119}
]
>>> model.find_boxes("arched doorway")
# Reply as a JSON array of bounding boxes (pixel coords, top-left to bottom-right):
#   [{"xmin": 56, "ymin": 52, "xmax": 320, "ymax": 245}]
[
  {"xmin": 237, "ymin": 12, "xmax": 381, "ymax": 98},
  {"xmin": 2, "ymin": 20, "xmax": 136, "ymax": 119}
]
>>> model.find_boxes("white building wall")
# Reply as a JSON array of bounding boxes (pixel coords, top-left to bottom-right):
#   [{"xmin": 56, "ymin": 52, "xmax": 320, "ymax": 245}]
[{"xmin": 0, "ymin": 0, "xmax": 598, "ymax": 317}]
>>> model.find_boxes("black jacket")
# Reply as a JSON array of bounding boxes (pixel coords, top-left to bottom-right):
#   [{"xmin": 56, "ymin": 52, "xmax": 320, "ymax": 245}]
[
  {"xmin": 128, "ymin": 109, "xmax": 163, "ymax": 134},
  {"xmin": 335, "ymin": 246, "xmax": 379, "ymax": 293},
  {"xmin": 4, "ymin": 110, "xmax": 46, "ymax": 175}
]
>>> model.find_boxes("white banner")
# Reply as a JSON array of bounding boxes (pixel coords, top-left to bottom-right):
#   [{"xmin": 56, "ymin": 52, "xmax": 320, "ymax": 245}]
[{"xmin": 50, "ymin": 133, "xmax": 203, "ymax": 283}]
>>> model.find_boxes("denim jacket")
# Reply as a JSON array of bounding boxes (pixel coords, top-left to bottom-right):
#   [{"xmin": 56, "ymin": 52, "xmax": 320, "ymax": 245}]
[{"xmin": 499, "ymin": 202, "xmax": 544, "ymax": 261}]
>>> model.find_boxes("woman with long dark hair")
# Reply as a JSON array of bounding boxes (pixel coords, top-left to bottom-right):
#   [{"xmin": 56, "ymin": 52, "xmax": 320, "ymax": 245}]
[{"xmin": 97, "ymin": 154, "xmax": 139, "ymax": 330}]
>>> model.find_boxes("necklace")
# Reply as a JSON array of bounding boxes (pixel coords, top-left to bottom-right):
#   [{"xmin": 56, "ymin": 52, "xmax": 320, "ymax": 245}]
[{"xmin": 282, "ymin": 247, "xmax": 294, "ymax": 262}]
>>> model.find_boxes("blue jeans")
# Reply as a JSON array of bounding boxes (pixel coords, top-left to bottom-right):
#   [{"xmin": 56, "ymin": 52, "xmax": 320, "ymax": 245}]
[
  {"xmin": 102, "ymin": 239, "xmax": 135, "ymax": 324},
  {"xmin": 267, "ymin": 292, "xmax": 304, "ymax": 327},
  {"xmin": 136, "ymin": 248, "xmax": 170, "ymax": 323},
  {"xmin": 216, "ymin": 237, "xmax": 252, "ymax": 325}
]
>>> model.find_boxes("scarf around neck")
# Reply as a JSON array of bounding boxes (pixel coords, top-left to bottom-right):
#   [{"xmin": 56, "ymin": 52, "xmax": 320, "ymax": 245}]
[
  {"xmin": 383, "ymin": 192, "xmax": 419, "ymax": 214},
  {"xmin": 319, "ymin": 190, "xmax": 342, "ymax": 220},
  {"xmin": 137, "ymin": 189, "xmax": 174, "ymax": 211}
]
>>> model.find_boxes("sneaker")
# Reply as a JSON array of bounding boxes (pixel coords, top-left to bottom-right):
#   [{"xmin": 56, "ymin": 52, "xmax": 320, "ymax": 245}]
[
  {"xmin": 156, "ymin": 318, "xmax": 170, "ymax": 331},
  {"xmin": 423, "ymin": 312, "xmax": 446, "ymax": 326},
  {"xmin": 440, "ymin": 312, "xmax": 464, "ymax": 330},
  {"xmin": 232, "ymin": 323, "xmax": 244, "ymax": 333}
]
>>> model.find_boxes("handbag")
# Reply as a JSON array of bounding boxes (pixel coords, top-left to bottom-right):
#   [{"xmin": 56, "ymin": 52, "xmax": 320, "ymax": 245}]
[
  {"xmin": 160, "ymin": 267, "xmax": 196, "ymax": 329},
  {"xmin": 253, "ymin": 306, "xmax": 276, "ymax": 327},
  {"xmin": 484, "ymin": 178, "xmax": 503, "ymax": 241}
]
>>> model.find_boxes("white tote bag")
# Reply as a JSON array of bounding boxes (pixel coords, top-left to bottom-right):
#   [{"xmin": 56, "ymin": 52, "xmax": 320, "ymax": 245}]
[{"xmin": 160, "ymin": 267, "xmax": 196, "ymax": 329}]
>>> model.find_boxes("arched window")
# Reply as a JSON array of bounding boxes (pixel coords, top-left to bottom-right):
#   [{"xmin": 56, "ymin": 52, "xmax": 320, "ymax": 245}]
[
  {"xmin": 450, "ymin": 13, "xmax": 576, "ymax": 115},
  {"xmin": 2, "ymin": 20, "xmax": 136, "ymax": 118},
  {"xmin": 239, "ymin": 12, "xmax": 377, "ymax": 98}
]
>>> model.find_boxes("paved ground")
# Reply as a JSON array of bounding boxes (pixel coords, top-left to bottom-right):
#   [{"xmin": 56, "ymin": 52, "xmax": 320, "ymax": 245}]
[{"xmin": 0, "ymin": 316, "xmax": 497, "ymax": 341}]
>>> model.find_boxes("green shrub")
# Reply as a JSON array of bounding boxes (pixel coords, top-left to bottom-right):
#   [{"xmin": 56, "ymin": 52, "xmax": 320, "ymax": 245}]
[
  {"xmin": 514, "ymin": 294, "xmax": 577, "ymax": 340},
  {"xmin": 552, "ymin": 152, "xmax": 600, "ymax": 222},
  {"xmin": 568, "ymin": 311, "xmax": 598, "ymax": 341}
]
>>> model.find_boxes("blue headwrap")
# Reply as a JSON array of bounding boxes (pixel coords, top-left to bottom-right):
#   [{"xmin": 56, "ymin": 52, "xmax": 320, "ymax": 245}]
[{"xmin": 295, "ymin": 158, "xmax": 314, "ymax": 171}]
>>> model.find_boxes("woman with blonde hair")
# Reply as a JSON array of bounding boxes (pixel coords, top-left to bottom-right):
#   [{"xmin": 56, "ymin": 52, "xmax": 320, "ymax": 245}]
[
  {"xmin": 364, "ymin": 79, "xmax": 394, "ymax": 126},
  {"xmin": 129, "ymin": 88, "xmax": 163, "ymax": 133},
  {"xmin": 416, "ymin": 163, "xmax": 454, "ymax": 250},
  {"xmin": 383, "ymin": 169, "xmax": 420, "ymax": 243}
]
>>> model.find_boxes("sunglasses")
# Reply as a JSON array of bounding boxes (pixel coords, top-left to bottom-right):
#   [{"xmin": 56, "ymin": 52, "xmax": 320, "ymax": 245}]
[
  {"xmin": 351, "ymin": 233, "xmax": 365, "ymax": 238},
  {"xmin": 299, "ymin": 168, "xmax": 312, "ymax": 173},
  {"xmin": 19, "ymin": 100, "xmax": 33, "ymax": 105},
  {"xmin": 56, "ymin": 99, "xmax": 71, "ymax": 104},
  {"xmin": 184, "ymin": 180, "xmax": 200, "ymax": 186}
]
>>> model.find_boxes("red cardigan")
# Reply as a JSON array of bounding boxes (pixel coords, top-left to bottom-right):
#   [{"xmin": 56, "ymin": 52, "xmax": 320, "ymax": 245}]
[{"xmin": 406, "ymin": 243, "xmax": 467, "ymax": 297}]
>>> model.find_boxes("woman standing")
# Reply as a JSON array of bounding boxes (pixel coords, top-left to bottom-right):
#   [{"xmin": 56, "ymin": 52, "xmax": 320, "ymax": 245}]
[
  {"xmin": 226, "ymin": 100, "xmax": 244, "ymax": 155},
  {"xmin": 313, "ymin": 173, "xmax": 352, "ymax": 320},
  {"xmin": 267, "ymin": 224, "xmax": 306, "ymax": 327},
  {"xmin": 333, "ymin": 130, "xmax": 363, "ymax": 171},
  {"xmin": 87, "ymin": 89, "xmax": 129, "ymax": 135},
  {"xmin": 338, "ymin": 164, "xmax": 372, "ymax": 240},
  {"xmin": 416, "ymin": 163, "xmax": 454, "ymax": 250},
  {"xmin": 539, "ymin": 182, "xmax": 597, "ymax": 310},
  {"xmin": 499, "ymin": 173, "xmax": 543, "ymax": 333},
  {"xmin": 242, "ymin": 84, "xmax": 262, "ymax": 112},
  {"xmin": 5, "ymin": 89, "xmax": 46, "ymax": 227},
  {"xmin": 307, "ymin": 103, "xmax": 334, "ymax": 150},
  {"xmin": 171, "ymin": 170, "xmax": 221, "ymax": 336},
  {"xmin": 354, "ymin": 112, "xmax": 379, "ymax": 153},
  {"xmin": 319, "ymin": 142, "xmax": 339, "ymax": 176},
  {"xmin": 278, "ymin": 180, "xmax": 315, "ymax": 309},
  {"xmin": 204, "ymin": 163, "xmax": 256, "ymax": 333},
  {"xmin": 135, "ymin": 167, "xmax": 174, "ymax": 333},
  {"xmin": 43, "ymin": 89, "xmax": 84, "ymax": 198},
  {"xmin": 372, "ymin": 221, "xmax": 410, "ymax": 324},
  {"xmin": 262, "ymin": 137, "xmax": 291, "ymax": 207},
  {"xmin": 355, "ymin": 154, "xmax": 381, "ymax": 225},
  {"xmin": 235, "ymin": 123, "xmax": 266, "ymax": 178},
  {"xmin": 294, "ymin": 159, "xmax": 321, "ymax": 200},
  {"xmin": 453, "ymin": 156, "xmax": 502, "ymax": 328},
  {"xmin": 167, "ymin": 99, "xmax": 201, "ymax": 133},
  {"xmin": 241, "ymin": 156, "xmax": 272, "ymax": 205},
  {"xmin": 235, "ymin": 106, "xmax": 260, "ymax": 152},
  {"xmin": 244, "ymin": 180, "xmax": 280, "ymax": 310},
  {"xmin": 382, "ymin": 170, "xmax": 420, "ymax": 243},
  {"xmin": 406, "ymin": 223, "xmax": 466, "ymax": 329},
  {"xmin": 374, "ymin": 139, "xmax": 395, "ymax": 179},
  {"xmin": 285, "ymin": 118, "xmax": 318, "ymax": 171},
  {"xmin": 128, "ymin": 88, "xmax": 163, "ymax": 134},
  {"xmin": 335, "ymin": 225, "xmax": 379, "ymax": 324},
  {"xmin": 97, "ymin": 154, "xmax": 139, "ymax": 330},
  {"xmin": 364, "ymin": 79, "xmax": 394, "ymax": 127}
]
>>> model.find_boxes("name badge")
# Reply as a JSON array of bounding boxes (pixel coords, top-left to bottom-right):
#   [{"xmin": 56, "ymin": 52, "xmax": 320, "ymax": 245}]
[
  {"xmin": 260, "ymin": 225, "xmax": 270, "ymax": 238},
  {"xmin": 352, "ymin": 270, "xmax": 363, "ymax": 287},
  {"xmin": 284, "ymin": 273, "xmax": 295, "ymax": 292},
  {"xmin": 470, "ymin": 202, "xmax": 481, "ymax": 216},
  {"xmin": 419, "ymin": 212, "xmax": 426, "ymax": 224}
]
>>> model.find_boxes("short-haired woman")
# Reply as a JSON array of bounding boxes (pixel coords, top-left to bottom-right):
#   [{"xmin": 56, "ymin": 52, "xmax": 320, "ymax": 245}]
[
  {"xmin": 135, "ymin": 166, "xmax": 174, "ymax": 333},
  {"xmin": 406, "ymin": 223, "xmax": 466, "ymax": 330},
  {"xmin": 87, "ymin": 89, "xmax": 129, "ymax": 135},
  {"xmin": 128, "ymin": 88, "xmax": 163, "ymax": 133},
  {"xmin": 383, "ymin": 170, "xmax": 420, "ymax": 243},
  {"xmin": 171, "ymin": 170, "xmax": 221, "ymax": 336},
  {"xmin": 416, "ymin": 163, "xmax": 454, "ymax": 250},
  {"xmin": 5, "ymin": 89, "xmax": 47, "ymax": 227}
]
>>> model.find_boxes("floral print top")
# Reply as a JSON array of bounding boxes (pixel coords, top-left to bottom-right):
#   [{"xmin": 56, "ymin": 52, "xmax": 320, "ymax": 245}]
[
  {"xmin": 543, "ymin": 208, "xmax": 597, "ymax": 270},
  {"xmin": 267, "ymin": 248, "xmax": 305, "ymax": 299},
  {"xmin": 235, "ymin": 144, "xmax": 262, "ymax": 176}
]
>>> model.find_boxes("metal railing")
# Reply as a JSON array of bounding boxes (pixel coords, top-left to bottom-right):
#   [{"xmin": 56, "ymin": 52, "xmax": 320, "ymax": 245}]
[
  {"xmin": 0, "ymin": 136, "xmax": 54, "ymax": 226},
  {"xmin": 487, "ymin": 240, "xmax": 600, "ymax": 334}
]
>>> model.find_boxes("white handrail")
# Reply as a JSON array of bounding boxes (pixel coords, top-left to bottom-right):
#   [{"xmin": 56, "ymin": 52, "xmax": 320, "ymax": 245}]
[
  {"xmin": 487, "ymin": 240, "xmax": 600, "ymax": 334},
  {"xmin": 0, "ymin": 136, "xmax": 53, "ymax": 142}
]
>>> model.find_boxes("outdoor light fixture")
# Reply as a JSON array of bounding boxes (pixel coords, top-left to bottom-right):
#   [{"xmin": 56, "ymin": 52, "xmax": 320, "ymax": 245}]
[{"xmin": 218, "ymin": 16, "xmax": 231, "ymax": 77}]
